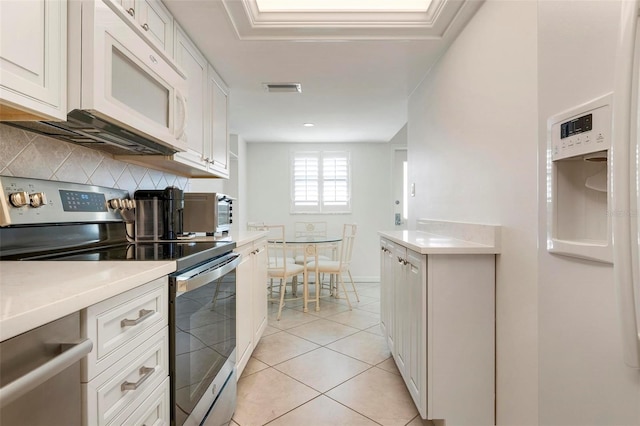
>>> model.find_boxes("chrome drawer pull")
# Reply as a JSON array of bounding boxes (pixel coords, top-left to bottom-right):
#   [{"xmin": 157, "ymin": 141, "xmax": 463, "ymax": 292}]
[
  {"xmin": 121, "ymin": 366, "xmax": 155, "ymax": 391},
  {"xmin": 120, "ymin": 309, "xmax": 154, "ymax": 327}
]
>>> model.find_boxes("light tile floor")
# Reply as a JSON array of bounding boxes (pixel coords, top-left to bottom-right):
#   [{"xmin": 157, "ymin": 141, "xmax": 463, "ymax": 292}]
[{"xmin": 231, "ymin": 282, "xmax": 432, "ymax": 426}]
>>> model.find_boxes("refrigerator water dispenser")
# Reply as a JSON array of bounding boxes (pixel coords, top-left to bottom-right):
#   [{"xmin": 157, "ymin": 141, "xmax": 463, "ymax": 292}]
[{"xmin": 547, "ymin": 93, "xmax": 613, "ymax": 263}]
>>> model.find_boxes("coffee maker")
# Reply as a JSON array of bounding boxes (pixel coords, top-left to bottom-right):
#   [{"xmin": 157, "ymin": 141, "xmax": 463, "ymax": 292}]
[{"xmin": 134, "ymin": 187, "xmax": 184, "ymax": 240}]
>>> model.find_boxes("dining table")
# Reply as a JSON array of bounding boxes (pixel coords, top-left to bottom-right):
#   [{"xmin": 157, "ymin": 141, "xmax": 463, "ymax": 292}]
[{"xmin": 269, "ymin": 234, "xmax": 342, "ymax": 313}]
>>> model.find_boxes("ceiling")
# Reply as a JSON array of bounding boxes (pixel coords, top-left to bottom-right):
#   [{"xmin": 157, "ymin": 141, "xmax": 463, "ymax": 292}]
[{"xmin": 162, "ymin": 0, "xmax": 483, "ymax": 143}]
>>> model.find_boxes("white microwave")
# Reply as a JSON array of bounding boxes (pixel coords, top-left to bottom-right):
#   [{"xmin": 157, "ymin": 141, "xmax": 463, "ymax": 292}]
[
  {"xmin": 8, "ymin": 0, "xmax": 189, "ymax": 155},
  {"xmin": 73, "ymin": 0, "xmax": 188, "ymax": 151}
]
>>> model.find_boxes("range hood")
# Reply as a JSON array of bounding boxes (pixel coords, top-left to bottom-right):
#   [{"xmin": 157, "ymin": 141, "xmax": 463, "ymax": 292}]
[{"xmin": 5, "ymin": 109, "xmax": 178, "ymax": 156}]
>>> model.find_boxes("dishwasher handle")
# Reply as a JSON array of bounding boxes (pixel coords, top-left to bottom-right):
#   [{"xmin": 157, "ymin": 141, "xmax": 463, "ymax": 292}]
[{"xmin": 0, "ymin": 338, "xmax": 93, "ymax": 408}]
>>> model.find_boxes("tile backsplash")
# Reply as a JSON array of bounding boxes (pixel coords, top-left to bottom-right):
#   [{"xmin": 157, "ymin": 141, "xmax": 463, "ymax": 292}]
[{"xmin": 0, "ymin": 124, "xmax": 188, "ymax": 196}]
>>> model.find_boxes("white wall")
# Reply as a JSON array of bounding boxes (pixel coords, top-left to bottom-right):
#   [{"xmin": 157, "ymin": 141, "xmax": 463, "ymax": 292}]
[
  {"xmin": 538, "ymin": 1, "xmax": 640, "ymax": 424},
  {"xmin": 245, "ymin": 141, "xmax": 392, "ymax": 281},
  {"xmin": 407, "ymin": 1, "xmax": 538, "ymax": 424}
]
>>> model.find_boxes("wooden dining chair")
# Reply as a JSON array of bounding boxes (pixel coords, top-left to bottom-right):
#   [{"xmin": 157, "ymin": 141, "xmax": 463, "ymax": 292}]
[
  {"xmin": 266, "ymin": 227, "xmax": 305, "ymax": 320},
  {"xmin": 247, "ymin": 221, "xmax": 267, "ymax": 231},
  {"xmin": 294, "ymin": 221, "xmax": 333, "ymax": 264},
  {"xmin": 294, "ymin": 221, "xmax": 327, "ymax": 238},
  {"xmin": 307, "ymin": 224, "xmax": 359, "ymax": 308}
]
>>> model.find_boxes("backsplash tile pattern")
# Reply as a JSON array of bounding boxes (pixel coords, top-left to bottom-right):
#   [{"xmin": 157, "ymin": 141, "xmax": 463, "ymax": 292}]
[{"xmin": 0, "ymin": 124, "xmax": 188, "ymax": 195}]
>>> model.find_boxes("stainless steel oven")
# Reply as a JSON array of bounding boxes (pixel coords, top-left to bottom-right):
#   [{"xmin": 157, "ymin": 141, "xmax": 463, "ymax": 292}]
[
  {"xmin": 0, "ymin": 176, "xmax": 240, "ymax": 426},
  {"xmin": 170, "ymin": 251, "xmax": 240, "ymax": 426}
]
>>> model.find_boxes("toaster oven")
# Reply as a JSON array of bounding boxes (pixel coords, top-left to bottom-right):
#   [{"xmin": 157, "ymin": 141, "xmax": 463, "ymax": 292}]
[{"xmin": 183, "ymin": 193, "xmax": 233, "ymax": 235}]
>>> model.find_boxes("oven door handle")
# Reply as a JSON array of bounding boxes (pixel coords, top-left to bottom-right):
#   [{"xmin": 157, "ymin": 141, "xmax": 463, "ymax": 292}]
[{"xmin": 175, "ymin": 253, "xmax": 241, "ymax": 293}]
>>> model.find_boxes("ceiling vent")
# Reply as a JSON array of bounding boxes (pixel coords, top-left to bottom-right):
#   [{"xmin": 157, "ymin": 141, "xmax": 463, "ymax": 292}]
[{"xmin": 262, "ymin": 82, "xmax": 302, "ymax": 93}]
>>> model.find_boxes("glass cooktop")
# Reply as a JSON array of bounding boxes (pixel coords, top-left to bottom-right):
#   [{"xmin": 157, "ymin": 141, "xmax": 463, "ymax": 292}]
[{"xmin": 15, "ymin": 240, "xmax": 236, "ymax": 271}]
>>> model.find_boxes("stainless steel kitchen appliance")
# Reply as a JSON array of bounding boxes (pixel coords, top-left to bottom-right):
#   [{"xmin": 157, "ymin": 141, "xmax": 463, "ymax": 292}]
[
  {"xmin": 183, "ymin": 192, "xmax": 233, "ymax": 236},
  {"xmin": 0, "ymin": 176, "xmax": 239, "ymax": 426},
  {"xmin": 135, "ymin": 186, "xmax": 186, "ymax": 241},
  {"xmin": 0, "ymin": 312, "xmax": 93, "ymax": 426}
]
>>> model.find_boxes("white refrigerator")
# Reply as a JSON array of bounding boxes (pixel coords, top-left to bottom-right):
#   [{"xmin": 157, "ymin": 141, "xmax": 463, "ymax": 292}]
[
  {"xmin": 539, "ymin": 0, "xmax": 640, "ymax": 424},
  {"xmin": 613, "ymin": 0, "xmax": 640, "ymax": 371}
]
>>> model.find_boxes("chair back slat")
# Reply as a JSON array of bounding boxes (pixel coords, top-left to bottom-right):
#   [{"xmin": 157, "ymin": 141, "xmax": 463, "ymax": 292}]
[
  {"xmin": 338, "ymin": 224, "xmax": 357, "ymax": 269},
  {"xmin": 264, "ymin": 225, "xmax": 289, "ymax": 269},
  {"xmin": 247, "ymin": 221, "xmax": 266, "ymax": 231},
  {"xmin": 295, "ymin": 221, "xmax": 327, "ymax": 238}
]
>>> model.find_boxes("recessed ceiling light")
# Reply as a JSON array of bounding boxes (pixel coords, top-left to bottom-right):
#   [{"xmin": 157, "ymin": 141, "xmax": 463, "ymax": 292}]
[{"xmin": 303, "ymin": 123, "xmax": 315, "ymax": 127}]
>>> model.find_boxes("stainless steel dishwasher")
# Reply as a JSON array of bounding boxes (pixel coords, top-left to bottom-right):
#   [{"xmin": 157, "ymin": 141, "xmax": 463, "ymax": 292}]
[{"xmin": 0, "ymin": 312, "xmax": 93, "ymax": 426}]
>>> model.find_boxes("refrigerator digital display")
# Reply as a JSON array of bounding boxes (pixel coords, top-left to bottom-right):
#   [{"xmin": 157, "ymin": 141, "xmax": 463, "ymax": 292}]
[{"xmin": 560, "ymin": 113, "xmax": 593, "ymax": 139}]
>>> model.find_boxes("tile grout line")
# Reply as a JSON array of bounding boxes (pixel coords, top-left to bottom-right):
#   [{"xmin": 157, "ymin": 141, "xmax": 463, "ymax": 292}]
[{"xmin": 233, "ymin": 284, "xmax": 413, "ymax": 426}]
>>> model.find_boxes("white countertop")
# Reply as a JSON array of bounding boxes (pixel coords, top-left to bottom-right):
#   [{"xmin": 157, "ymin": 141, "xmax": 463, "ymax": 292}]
[
  {"xmin": 0, "ymin": 231, "xmax": 267, "ymax": 342},
  {"xmin": 0, "ymin": 261, "xmax": 176, "ymax": 341},
  {"xmin": 378, "ymin": 230, "xmax": 500, "ymax": 254}
]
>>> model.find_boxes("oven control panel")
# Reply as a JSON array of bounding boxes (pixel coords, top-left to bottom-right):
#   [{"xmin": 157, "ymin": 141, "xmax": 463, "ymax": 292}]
[{"xmin": 0, "ymin": 176, "xmax": 132, "ymax": 226}]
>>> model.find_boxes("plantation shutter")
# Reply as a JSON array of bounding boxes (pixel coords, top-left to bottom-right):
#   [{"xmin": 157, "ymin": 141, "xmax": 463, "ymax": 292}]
[{"xmin": 291, "ymin": 151, "xmax": 350, "ymax": 213}]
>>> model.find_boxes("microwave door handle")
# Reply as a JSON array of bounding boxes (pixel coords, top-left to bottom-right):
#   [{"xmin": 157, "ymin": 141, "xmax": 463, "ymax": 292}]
[{"xmin": 176, "ymin": 90, "xmax": 188, "ymax": 141}]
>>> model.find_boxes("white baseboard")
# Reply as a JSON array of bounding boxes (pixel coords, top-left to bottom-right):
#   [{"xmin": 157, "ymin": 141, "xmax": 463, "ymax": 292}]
[{"xmin": 352, "ymin": 276, "xmax": 380, "ymax": 283}]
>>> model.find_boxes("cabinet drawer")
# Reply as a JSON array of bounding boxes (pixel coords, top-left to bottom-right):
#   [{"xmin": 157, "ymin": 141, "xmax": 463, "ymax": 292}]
[
  {"xmin": 84, "ymin": 328, "xmax": 168, "ymax": 426},
  {"xmin": 83, "ymin": 277, "xmax": 168, "ymax": 380},
  {"xmin": 110, "ymin": 377, "xmax": 170, "ymax": 426}
]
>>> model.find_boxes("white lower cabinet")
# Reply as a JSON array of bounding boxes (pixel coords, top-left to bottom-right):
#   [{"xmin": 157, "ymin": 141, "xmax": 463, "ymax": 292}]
[
  {"xmin": 252, "ymin": 240, "xmax": 268, "ymax": 343},
  {"xmin": 109, "ymin": 377, "xmax": 170, "ymax": 426},
  {"xmin": 81, "ymin": 277, "xmax": 170, "ymax": 426},
  {"xmin": 380, "ymin": 239, "xmax": 395, "ymax": 353},
  {"xmin": 235, "ymin": 237, "xmax": 268, "ymax": 377},
  {"xmin": 380, "ymin": 238, "xmax": 495, "ymax": 425},
  {"xmin": 235, "ymin": 242, "xmax": 254, "ymax": 376}
]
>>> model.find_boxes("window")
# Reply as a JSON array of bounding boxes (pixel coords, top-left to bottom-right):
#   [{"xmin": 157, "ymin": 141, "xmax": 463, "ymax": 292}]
[
  {"xmin": 256, "ymin": 0, "xmax": 432, "ymax": 12},
  {"xmin": 291, "ymin": 151, "xmax": 351, "ymax": 213}
]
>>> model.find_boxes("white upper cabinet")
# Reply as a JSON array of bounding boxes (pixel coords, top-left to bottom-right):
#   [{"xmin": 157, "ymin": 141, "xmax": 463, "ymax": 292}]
[
  {"xmin": 0, "ymin": 0, "xmax": 66, "ymax": 120},
  {"xmin": 170, "ymin": 24, "xmax": 230, "ymax": 178},
  {"xmin": 207, "ymin": 65, "xmax": 230, "ymax": 178},
  {"xmin": 135, "ymin": 0, "xmax": 174, "ymax": 54},
  {"xmin": 106, "ymin": 0, "xmax": 173, "ymax": 55},
  {"xmin": 174, "ymin": 23, "xmax": 209, "ymax": 173}
]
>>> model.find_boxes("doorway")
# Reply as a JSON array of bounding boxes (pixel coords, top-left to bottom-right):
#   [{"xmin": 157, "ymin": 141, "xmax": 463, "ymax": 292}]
[{"xmin": 392, "ymin": 148, "xmax": 407, "ymax": 229}]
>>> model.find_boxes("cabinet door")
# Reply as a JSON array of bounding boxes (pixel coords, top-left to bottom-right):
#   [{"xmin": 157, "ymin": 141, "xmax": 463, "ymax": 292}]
[
  {"xmin": 406, "ymin": 249, "xmax": 426, "ymax": 416},
  {"xmin": 105, "ymin": 0, "xmax": 135, "ymax": 13},
  {"xmin": 0, "ymin": 0, "xmax": 66, "ymax": 120},
  {"xmin": 235, "ymin": 244, "xmax": 253, "ymax": 377},
  {"xmin": 380, "ymin": 239, "xmax": 395, "ymax": 352},
  {"xmin": 174, "ymin": 24, "xmax": 208, "ymax": 170},
  {"xmin": 252, "ymin": 241, "xmax": 268, "ymax": 343},
  {"xmin": 393, "ymin": 244, "xmax": 408, "ymax": 375},
  {"xmin": 206, "ymin": 65, "xmax": 230, "ymax": 178},
  {"xmin": 135, "ymin": 0, "xmax": 173, "ymax": 54}
]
